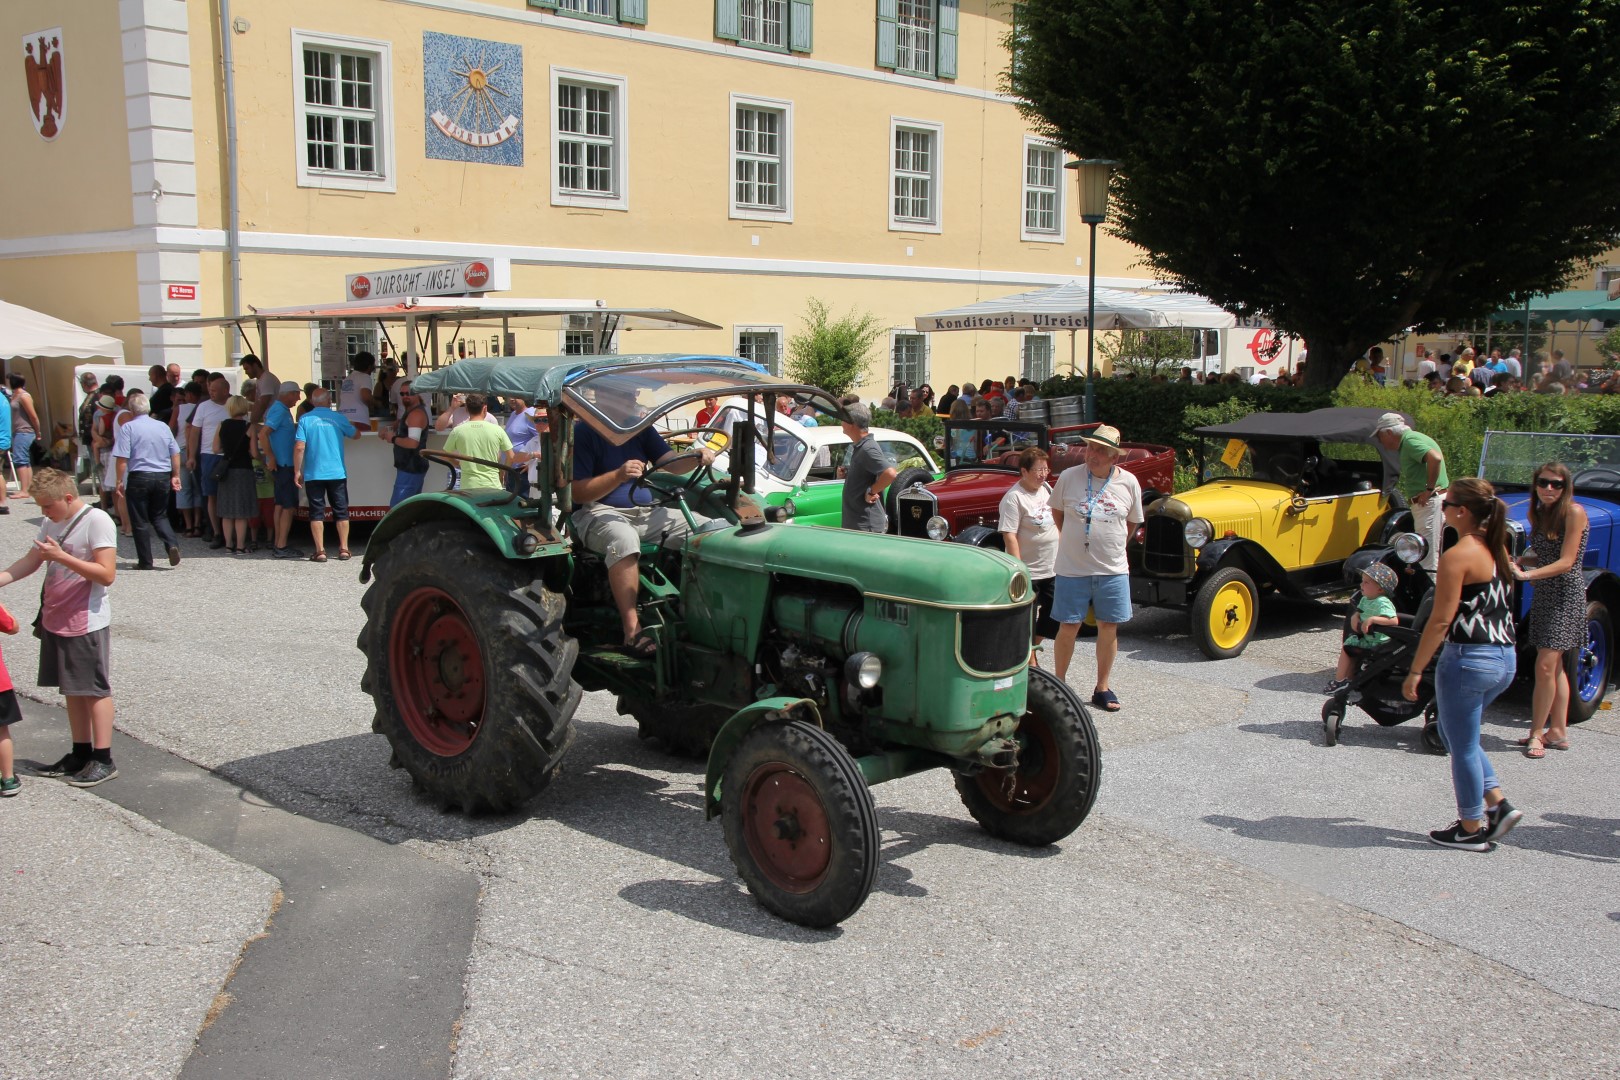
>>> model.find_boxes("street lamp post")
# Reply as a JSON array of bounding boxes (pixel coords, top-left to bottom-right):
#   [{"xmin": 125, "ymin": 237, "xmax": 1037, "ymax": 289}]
[{"xmin": 1067, "ymin": 158, "xmax": 1118, "ymax": 423}]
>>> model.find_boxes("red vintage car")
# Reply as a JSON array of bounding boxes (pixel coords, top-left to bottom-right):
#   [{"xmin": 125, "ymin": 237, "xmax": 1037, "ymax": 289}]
[{"xmin": 894, "ymin": 419, "xmax": 1176, "ymax": 546}]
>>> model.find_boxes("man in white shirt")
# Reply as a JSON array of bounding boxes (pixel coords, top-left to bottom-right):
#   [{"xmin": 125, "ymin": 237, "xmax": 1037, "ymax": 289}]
[
  {"xmin": 1049, "ymin": 424, "xmax": 1145, "ymax": 710},
  {"xmin": 187, "ymin": 372, "xmax": 232, "ymax": 547}
]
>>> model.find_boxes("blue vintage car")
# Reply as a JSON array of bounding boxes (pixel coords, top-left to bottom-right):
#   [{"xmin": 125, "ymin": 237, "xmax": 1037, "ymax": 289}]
[{"xmin": 1479, "ymin": 430, "xmax": 1620, "ymax": 722}]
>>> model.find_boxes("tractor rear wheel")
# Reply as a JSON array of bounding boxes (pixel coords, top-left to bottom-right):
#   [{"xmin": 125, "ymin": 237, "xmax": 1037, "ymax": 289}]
[
  {"xmin": 955, "ymin": 667, "xmax": 1101, "ymax": 845},
  {"xmin": 359, "ymin": 522, "xmax": 580, "ymax": 813},
  {"xmin": 721, "ymin": 720, "xmax": 879, "ymax": 928}
]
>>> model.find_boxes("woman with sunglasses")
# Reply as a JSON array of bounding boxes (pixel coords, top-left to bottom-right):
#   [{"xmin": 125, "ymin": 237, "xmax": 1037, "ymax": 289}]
[
  {"xmin": 1511, "ymin": 462, "xmax": 1588, "ymax": 757},
  {"xmin": 1402, "ymin": 478, "xmax": 1523, "ymax": 850}
]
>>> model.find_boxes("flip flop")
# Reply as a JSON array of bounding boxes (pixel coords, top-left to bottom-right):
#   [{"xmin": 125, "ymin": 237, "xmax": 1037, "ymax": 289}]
[
  {"xmin": 1090, "ymin": 689, "xmax": 1121, "ymax": 712},
  {"xmin": 1524, "ymin": 738, "xmax": 1545, "ymax": 759},
  {"xmin": 619, "ymin": 630, "xmax": 658, "ymax": 659}
]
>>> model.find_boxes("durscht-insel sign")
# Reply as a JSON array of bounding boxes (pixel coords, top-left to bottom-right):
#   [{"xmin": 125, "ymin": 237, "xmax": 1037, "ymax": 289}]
[{"xmin": 345, "ymin": 259, "xmax": 508, "ymax": 301}]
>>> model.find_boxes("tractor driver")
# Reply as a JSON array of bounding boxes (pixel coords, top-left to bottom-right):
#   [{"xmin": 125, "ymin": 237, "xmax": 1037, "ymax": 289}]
[{"xmin": 570, "ymin": 385, "xmax": 716, "ymax": 659}]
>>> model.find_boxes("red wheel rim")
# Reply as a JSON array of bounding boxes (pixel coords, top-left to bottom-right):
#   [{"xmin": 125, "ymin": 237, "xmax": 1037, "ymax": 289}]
[
  {"xmin": 741, "ymin": 764, "xmax": 832, "ymax": 893},
  {"xmin": 389, "ymin": 586, "xmax": 486, "ymax": 757},
  {"xmin": 974, "ymin": 707, "xmax": 1059, "ymax": 814}
]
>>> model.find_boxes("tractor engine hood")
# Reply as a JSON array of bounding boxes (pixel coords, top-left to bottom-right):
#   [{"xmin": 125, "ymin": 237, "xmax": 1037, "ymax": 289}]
[{"xmin": 689, "ymin": 524, "xmax": 1029, "ymax": 609}]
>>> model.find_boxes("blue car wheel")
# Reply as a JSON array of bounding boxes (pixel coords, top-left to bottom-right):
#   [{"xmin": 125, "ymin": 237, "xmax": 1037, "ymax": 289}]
[{"xmin": 1566, "ymin": 598, "xmax": 1612, "ymax": 725}]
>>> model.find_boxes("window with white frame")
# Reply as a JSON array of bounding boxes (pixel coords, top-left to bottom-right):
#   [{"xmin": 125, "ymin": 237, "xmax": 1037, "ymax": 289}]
[
  {"xmin": 732, "ymin": 96, "xmax": 792, "ymax": 220},
  {"xmin": 293, "ymin": 31, "xmax": 395, "ymax": 192},
  {"xmin": 1599, "ymin": 266, "xmax": 1620, "ymax": 294},
  {"xmin": 1021, "ymin": 333, "xmax": 1053, "ymax": 383},
  {"xmin": 890, "ymin": 120, "xmax": 942, "ymax": 232},
  {"xmin": 1022, "ymin": 139, "xmax": 1064, "ymax": 241},
  {"xmin": 716, "ymin": 0, "xmax": 814, "ymax": 53},
  {"xmin": 562, "ymin": 316, "xmax": 618, "ymax": 355},
  {"xmin": 891, "ymin": 331, "xmax": 928, "ymax": 388},
  {"xmin": 552, "ymin": 69, "xmax": 628, "ymax": 210},
  {"xmin": 736, "ymin": 326, "xmax": 783, "ymax": 375},
  {"xmin": 876, "ymin": 0, "xmax": 958, "ymax": 79},
  {"xmin": 529, "ymin": 0, "xmax": 647, "ymax": 25}
]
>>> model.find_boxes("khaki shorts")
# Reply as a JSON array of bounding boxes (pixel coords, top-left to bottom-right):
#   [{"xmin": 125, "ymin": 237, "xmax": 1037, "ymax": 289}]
[{"xmin": 572, "ymin": 502, "xmax": 704, "ymax": 567}]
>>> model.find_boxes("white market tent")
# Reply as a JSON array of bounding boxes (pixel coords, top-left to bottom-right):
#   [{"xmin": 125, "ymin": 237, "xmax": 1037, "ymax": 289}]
[
  {"xmin": 0, "ymin": 298, "xmax": 127, "ymax": 443},
  {"xmin": 916, "ymin": 281, "xmax": 1237, "ymax": 376}
]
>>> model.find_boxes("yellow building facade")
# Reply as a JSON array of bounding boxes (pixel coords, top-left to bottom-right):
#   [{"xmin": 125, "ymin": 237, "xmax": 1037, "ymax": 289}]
[{"xmin": 1, "ymin": 0, "xmax": 1162, "ymax": 395}]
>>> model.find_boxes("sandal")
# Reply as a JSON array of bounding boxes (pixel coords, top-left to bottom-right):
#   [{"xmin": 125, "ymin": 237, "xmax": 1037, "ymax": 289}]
[
  {"xmin": 619, "ymin": 630, "xmax": 658, "ymax": 659},
  {"xmin": 1543, "ymin": 736, "xmax": 1570, "ymax": 751},
  {"xmin": 1524, "ymin": 738, "xmax": 1546, "ymax": 759},
  {"xmin": 1090, "ymin": 689, "xmax": 1121, "ymax": 712},
  {"xmin": 337, "ymin": 549, "xmax": 352, "ymax": 561},
  {"xmin": 309, "ymin": 550, "xmax": 328, "ymax": 563}
]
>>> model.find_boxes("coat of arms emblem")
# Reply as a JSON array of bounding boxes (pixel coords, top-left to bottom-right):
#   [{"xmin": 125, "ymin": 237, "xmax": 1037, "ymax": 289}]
[{"xmin": 22, "ymin": 28, "xmax": 65, "ymax": 141}]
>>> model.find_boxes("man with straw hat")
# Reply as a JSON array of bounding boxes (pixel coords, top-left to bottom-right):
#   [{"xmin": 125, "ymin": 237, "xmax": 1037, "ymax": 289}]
[{"xmin": 1050, "ymin": 423, "xmax": 1145, "ymax": 711}]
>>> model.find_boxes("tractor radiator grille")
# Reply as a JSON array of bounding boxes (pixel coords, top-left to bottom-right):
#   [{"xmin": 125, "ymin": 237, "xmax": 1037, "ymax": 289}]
[{"xmin": 959, "ymin": 605, "xmax": 1033, "ymax": 674}]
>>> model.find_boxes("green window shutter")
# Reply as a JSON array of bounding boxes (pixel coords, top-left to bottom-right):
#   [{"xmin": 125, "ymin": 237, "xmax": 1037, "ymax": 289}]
[
  {"xmin": 528, "ymin": 0, "xmax": 559, "ymax": 10},
  {"xmin": 715, "ymin": 0, "xmax": 741, "ymax": 40},
  {"xmin": 936, "ymin": 0, "xmax": 958, "ymax": 79},
  {"xmin": 876, "ymin": 0, "xmax": 898, "ymax": 70},
  {"xmin": 788, "ymin": 0, "xmax": 813, "ymax": 53},
  {"xmin": 618, "ymin": 0, "xmax": 647, "ymax": 25}
]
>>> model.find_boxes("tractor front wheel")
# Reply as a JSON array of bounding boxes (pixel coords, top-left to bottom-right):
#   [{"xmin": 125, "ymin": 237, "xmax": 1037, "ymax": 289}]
[
  {"xmin": 359, "ymin": 523, "xmax": 581, "ymax": 813},
  {"xmin": 954, "ymin": 667, "xmax": 1101, "ymax": 846},
  {"xmin": 721, "ymin": 720, "xmax": 879, "ymax": 928}
]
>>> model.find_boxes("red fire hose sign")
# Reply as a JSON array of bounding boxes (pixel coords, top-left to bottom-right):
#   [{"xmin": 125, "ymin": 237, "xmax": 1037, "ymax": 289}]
[{"xmin": 1247, "ymin": 329, "xmax": 1276, "ymax": 366}]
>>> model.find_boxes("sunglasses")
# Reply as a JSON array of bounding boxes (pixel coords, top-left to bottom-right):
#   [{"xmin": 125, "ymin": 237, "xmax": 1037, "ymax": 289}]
[
  {"xmin": 1535, "ymin": 477, "xmax": 1566, "ymax": 490},
  {"xmin": 1440, "ymin": 499, "xmax": 1464, "ymax": 509}
]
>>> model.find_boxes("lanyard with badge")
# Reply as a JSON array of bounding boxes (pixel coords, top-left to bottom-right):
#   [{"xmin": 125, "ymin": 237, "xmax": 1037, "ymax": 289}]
[{"xmin": 1081, "ymin": 466, "xmax": 1116, "ymax": 548}]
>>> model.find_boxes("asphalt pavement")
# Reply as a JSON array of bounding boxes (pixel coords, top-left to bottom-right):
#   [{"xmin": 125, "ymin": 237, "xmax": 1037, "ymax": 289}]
[{"xmin": 1, "ymin": 508, "xmax": 1616, "ymax": 1079}]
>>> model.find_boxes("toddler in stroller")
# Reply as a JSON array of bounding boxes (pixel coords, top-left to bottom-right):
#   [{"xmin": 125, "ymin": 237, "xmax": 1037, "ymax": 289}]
[{"xmin": 1321, "ymin": 560, "xmax": 1444, "ymax": 752}]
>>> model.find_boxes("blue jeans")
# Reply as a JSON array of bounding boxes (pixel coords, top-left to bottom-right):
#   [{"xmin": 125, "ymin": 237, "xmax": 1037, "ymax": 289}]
[
  {"xmin": 1435, "ymin": 643, "xmax": 1516, "ymax": 820},
  {"xmin": 390, "ymin": 470, "xmax": 427, "ymax": 507}
]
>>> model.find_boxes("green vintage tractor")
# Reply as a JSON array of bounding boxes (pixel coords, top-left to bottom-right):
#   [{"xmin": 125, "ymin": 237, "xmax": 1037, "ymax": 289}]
[{"xmin": 358, "ymin": 355, "xmax": 1100, "ymax": 926}]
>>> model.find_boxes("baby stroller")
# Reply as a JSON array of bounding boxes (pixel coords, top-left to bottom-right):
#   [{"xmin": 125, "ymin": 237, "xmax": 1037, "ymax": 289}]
[{"xmin": 1322, "ymin": 548, "xmax": 1444, "ymax": 753}]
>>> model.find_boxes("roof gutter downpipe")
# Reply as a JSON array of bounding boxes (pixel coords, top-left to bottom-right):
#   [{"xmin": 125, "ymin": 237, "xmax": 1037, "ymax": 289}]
[{"xmin": 219, "ymin": 0, "xmax": 243, "ymax": 342}]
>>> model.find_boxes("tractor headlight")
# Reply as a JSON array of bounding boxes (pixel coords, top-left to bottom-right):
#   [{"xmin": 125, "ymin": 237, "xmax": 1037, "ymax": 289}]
[
  {"xmin": 1009, "ymin": 572, "xmax": 1029, "ymax": 602},
  {"xmin": 515, "ymin": 530, "xmax": 541, "ymax": 556},
  {"xmin": 925, "ymin": 515, "xmax": 950, "ymax": 540},
  {"xmin": 846, "ymin": 652, "xmax": 882, "ymax": 690},
  {"xmin": 1392, "ymin": 532, "xmax": 1427, "ymax": 564},
  {"xmin": 1183, "ymin": 518, "xmax": 1214, "ymax": 549}
]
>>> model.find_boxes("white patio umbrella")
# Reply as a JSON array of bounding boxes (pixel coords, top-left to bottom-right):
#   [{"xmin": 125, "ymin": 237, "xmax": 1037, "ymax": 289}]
[
  {"xmin": 916, "ymin": 280, "xmax": 1237, "ymax": 375},
  {"xmin": 0, "ymin": 298, "xmax": 127, "ymax": 452}
]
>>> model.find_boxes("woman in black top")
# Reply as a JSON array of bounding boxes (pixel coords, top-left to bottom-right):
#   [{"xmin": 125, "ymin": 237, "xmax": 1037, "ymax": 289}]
[
  {"xmin": 213, "ymin": 395, "xmax": 258, "ymax": 554},
  {"xmin": 1403, "ymin": 477, "xmax": 1523, "ymax": 850}
]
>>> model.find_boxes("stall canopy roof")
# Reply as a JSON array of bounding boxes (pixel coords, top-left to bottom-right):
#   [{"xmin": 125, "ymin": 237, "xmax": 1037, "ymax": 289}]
[
  {"xmin": 410, "ymin": 354, "xmax": 765, "ymax": 403},
  {"xmin": 1194, "ymin": 407, "xmax": 1410, "ymax": 443},
  {"xmin": 1488, "ymin": 289, "xmax": 1620, "ymax": 323},
  {"xmin": 118, "ymin": 297, "xmax": 720, "ymax": 331},
  {"xmin": 916, "ymin": 281, "xmax": 1238, "ymax": 333},
  {"xmin": 0, "ymin": 299, "xmax": 125, "ymax": 360}
]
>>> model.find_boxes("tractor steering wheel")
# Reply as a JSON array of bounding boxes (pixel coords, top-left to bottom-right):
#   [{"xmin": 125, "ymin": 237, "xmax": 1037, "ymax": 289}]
[{"xmin": 627, "ymin": 450, "xmax": 716, "ymax": 504}]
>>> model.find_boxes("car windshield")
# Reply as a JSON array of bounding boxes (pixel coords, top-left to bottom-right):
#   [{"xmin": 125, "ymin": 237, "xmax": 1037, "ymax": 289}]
[
  {"xmin": 707, "ymin": 405, "xmax": 807, "ymax": 483},
  {"xmin": 1480, "ymin": 431, "xmax": 1620, "ymax": 493},
  {"xmin": 943, "ymin": 420, "xmax": 1044, "ymax": 470}
]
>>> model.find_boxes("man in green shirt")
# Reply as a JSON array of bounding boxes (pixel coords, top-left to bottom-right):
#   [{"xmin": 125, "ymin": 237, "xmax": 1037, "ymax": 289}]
[
  {"xmin": 443, "ymin": 394, "xmax": 512, "ymax": 491},
  {"xmin": 1372, "ymin": 412, "xmax": 1448, "ymax": 570}
]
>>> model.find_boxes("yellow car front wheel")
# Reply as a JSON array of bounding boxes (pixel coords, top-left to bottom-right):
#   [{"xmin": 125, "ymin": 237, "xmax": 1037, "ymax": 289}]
[{"xmin": 1191, "ymin": 566, "xmax": 1258, "ymax": 660}]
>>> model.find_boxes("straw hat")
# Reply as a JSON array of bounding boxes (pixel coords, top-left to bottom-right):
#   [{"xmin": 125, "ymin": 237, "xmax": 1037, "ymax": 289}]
[{"xmin": 1081, "ymin": 424, "xmax": 1122, "ymax": 451}]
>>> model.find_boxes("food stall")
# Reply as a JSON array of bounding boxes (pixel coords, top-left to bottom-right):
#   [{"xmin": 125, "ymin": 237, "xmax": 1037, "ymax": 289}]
[{"xmin": 124, "ymin": 297, "xmax": 719, "ymax": 520}]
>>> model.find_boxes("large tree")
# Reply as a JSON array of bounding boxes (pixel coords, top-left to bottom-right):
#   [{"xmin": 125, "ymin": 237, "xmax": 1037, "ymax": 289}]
[{"xmin": 1010, "ymin": 1, "xmax": 1620, "ymax": 389}]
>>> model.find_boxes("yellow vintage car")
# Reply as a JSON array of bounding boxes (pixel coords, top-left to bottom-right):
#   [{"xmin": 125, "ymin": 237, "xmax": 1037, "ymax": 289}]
[{"xmin": 1127, "ymin": 407, "xmax": 1412, "ymax": 658}]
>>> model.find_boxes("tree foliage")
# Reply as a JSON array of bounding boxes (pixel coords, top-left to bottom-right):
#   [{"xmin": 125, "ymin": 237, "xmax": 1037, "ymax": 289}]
[
  {"xmin": 784, "ymin": 298, "xmax": 885, "ymax": 398},
  {"xmin": 1010, "ymin": 1, "xmax": 1620, "ymax": 390}
]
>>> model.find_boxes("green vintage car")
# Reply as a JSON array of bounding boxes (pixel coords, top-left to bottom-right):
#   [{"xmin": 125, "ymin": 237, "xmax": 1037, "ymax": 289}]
[
  {"xmin": 360, "ymin": 355, "xmax": 1100, "ymax": 928},
  {"xmin": 704, "ymin": 400, "xmax": 939, "ymax": 527}
]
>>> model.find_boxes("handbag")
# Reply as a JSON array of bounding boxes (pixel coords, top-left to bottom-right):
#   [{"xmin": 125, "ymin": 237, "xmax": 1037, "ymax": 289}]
[{"xmin": 209, "ymin": 455, "xmax": 231, "ymax": 483}]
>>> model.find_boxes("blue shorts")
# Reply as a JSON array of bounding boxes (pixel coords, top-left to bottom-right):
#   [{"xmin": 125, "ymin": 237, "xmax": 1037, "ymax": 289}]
[
  {"xmin": 304, "ymin": 478, "xmax": 349, "ymax": 521},
  {"xmin": 10, "ymin": 431, "xmax": 35, "ymax": 468},
  {"xmin": 199, "ymin": 453, "xmax": 223, "ymax": 496},
  {"xmin": 273, "ymin": 465, "xmax": 298, "ymax": 509},
  {"xmin": 1053, "ymin": 573, "xmax": 1132, "ymax": 625}
]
